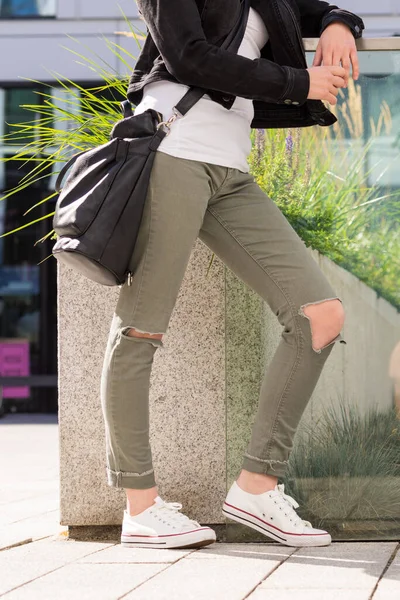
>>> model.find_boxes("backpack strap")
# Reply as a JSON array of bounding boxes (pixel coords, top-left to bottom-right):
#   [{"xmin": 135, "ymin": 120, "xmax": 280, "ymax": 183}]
[{"xmin": 124, "ymin": 0, "xmax": 251, "ymax": 119}]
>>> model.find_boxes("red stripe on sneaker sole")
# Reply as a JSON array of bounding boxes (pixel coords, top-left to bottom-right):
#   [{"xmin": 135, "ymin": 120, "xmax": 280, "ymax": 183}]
[
  {"xmin": 122, "ymin": 540, "xmax": 166, "ymax": 545},
  {"xmin": 122, "ymin": 527, "xmax": 211, "ymax": 539},
  {"xmin": 223, "ymin": 507, "xmax": 286, "ymax": 542},
  {"xmin": 223, "ymin": 501, "xmax": 328, "ymax": 537}
]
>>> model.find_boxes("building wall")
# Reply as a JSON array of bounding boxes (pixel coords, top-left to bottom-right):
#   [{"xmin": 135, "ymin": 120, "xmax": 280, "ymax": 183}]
[
  {"xmin": 0, "ymin": 0, "xmax": 399, "ymax": 84},
  {"xmin": 0, "ymin": 0, "xmax": 142, "ymax": 83},
  {"xmin": 341, "ymin": 1, "xmax": 400, "ymax": 37}
]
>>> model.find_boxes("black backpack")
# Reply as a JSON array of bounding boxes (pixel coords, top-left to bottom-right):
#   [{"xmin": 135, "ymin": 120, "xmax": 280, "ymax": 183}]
[{"xmin": 52, "ymin": 0, "xmax": 250, "ymax": 286}]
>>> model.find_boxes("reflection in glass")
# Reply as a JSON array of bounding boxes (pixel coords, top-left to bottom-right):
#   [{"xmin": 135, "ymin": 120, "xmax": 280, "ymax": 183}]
[
  {"xmin": 226, "ymin": 50, "xmax": 400, "ymax": 540},
  {"xmin": 0, "ymin": 0, "xmax": 56, "ymax": 18},
  {"xmin": 0, "ymin": 86, "xmax": 57, "ymax": 413}
]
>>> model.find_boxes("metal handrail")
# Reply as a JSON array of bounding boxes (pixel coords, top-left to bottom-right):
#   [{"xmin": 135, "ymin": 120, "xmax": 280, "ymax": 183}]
[{"xmin": 304, "ymin": 37, "xmax": 400, "ymax": 51}]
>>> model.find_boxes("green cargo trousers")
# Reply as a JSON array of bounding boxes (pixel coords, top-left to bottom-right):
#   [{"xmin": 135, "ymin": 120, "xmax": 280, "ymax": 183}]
[{"xmin": 100, "ymin": 151, "xmax": 345, "ymax": 489}]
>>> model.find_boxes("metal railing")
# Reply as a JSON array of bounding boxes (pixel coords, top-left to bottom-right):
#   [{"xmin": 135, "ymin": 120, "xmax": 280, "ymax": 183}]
[{"xmin": 304, "ymin": 37, "xmax": 400, "ymax": 51}]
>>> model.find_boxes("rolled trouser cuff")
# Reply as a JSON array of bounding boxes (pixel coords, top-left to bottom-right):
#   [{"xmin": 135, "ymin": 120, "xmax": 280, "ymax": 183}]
[
  {"xmin": 106, "ymin": 467, "xmax": 156, "ymax": 489},
  {"xmin": 242, "ymin": 454, "xmax": 289, "ymax": 479}
]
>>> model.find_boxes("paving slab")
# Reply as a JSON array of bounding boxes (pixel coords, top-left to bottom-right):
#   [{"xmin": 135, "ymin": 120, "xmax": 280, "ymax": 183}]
[
  {"xmin": 0, "ymin": 538, "xmax": 114, "ymax": 595},
  {"xmin": 0, "ymin": 415, "xmax": 59, "ymax": 491},
  {"xmin": 0, "ymin": 510, "xmax": 63, "ymax": 551},
  {"xmin": 373, "ymin": 545, "xmax": 400, "ymax": 600},
  {"xmin": 249, "ymin": 590, "xmax": 371, "ymax": 600},
  {"xmin": 77, "ymin": 543, "xmax": 195, "ymax": 564},
  {"xmin": 122, "ymin": 543, "xmax": 295, "ymax": 600},
  {"xmin": 251, "ymin": 542, "xmax": 396, "ymax": 595},
  {"xmin": 0, "ymin": 415, "xmax": 60, "ymax": 549},
  {"xmin": 0, "ymin": 481, "xmax": 59, "ymax": 506},
  {"xmin": 184, "ymin": 543, "xmax": 294, "ymax": 560},
  {"xmin": 0, "ymin": 493, "xmax": 59, "ymax": 527},
  {"xmin": 3, "ymin": 563, "xmax": 166, "ymax": 600}
]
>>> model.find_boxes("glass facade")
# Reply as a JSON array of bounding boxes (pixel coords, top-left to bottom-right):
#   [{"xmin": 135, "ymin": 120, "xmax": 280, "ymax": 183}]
[
  {"xmin": 0, "ymin": 0, "xmax": 56, "ymax": 18},
  {"xmin": 0, "ymin": 86, "xmax": 57, "ymax": 415},
  {"xmin": 0, "ymin": 81, "xmax": 126, "ymax": 417},
  {"xmin": 226, "ymin": 49, "xmax": 400, "ymax": 540}
]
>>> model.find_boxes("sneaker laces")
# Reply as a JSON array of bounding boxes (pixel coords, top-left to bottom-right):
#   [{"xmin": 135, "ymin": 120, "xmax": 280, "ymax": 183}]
[
  {"xmin": 274, "ymin": 484, "xmax": 312, "ymax": 528},
  {"xmin": 154, "ymin": 497, "xmax": 201, "ymax": 528}
]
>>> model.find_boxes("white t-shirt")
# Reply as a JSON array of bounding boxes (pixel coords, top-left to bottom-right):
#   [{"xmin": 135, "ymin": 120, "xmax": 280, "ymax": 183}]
[{"xmin": 133, "ymin": 7, "xmax": 269, "ymax": 173}]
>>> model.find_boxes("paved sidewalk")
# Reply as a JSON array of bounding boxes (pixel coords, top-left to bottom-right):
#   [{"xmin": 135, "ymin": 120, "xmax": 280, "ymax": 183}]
[
  {"xmin": 0, "ymin": 414, "xmax": 399, "ymax": 599},
  {"xmin": 0, "ymin": 413, "xmax": 61, "ymax": 551}
]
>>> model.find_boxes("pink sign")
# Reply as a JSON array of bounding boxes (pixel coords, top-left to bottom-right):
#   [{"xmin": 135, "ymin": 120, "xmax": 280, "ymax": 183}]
[{"xmin": 0, "ymin": 340, "xmax": 30, "ymax": 399}]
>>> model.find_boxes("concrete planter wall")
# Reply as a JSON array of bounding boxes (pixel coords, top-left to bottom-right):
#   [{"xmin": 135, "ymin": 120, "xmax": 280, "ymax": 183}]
[{"xmin": 58, "ymin": 242, "xmax": 400, "ymax": 530}]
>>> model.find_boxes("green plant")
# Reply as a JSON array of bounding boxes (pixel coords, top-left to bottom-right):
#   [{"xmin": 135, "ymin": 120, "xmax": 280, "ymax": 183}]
[
  {"xmin": 1, "ymin": 31, "xmax": 399, "ymax": 311},
  {"xmin": 0, "ymin": 29, "xmax": 137, "ymax": 243},
  {"xmin": 249, "ymin": 80, "xmax": 400, "ymax": 309},
  {"xmin": 283, "ymin": 402, "xmax": 400, "ymax": 528},
  {"xmin": 287, "ymin": 402, "xmax": 400, "ymax": 479}
]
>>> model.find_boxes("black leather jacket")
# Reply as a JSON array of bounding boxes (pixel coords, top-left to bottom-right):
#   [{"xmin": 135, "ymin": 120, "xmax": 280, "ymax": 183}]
[{"xmin": 127, "ymin": 0, "xmax": 364, "ymax": 129}]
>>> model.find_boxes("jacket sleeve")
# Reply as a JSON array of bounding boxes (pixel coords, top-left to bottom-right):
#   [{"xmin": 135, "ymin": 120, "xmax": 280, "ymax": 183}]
[
  {"xmin": 136, "ymin": 0, "xmax": 310, "ymax": 105},
  {"xmin": 294, "ymin": 0, "xmax": 365, "ymax": 39}
]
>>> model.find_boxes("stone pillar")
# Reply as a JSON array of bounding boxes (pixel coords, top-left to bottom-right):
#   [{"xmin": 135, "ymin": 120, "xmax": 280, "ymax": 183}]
[
  {"xmin": 59, "ymin": 243, "xmax": 400, "ymax": 533},
  {"xmin": 58, "ymin": 240, "xmax": 226, "ymax": 528}
]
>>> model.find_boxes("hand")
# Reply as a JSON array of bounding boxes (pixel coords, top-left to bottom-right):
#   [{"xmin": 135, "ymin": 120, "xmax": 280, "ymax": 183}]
[
  {"xmin": 306, "ymin": 66, "xmax": 346, "ymax": 105},
  {"xmin": 313, "ymin": 22, "xmax": 359, "ymax": 86}
]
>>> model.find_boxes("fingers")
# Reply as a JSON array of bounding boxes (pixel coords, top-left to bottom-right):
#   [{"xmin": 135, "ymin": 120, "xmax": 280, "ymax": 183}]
[
  {"xmin": 325, "ymin": 72, "xmax": 345, "ymax": 104},
  {"xmin": 327, "ymin": 92, "xmax": 338, "ymax": 106},
  {"xmin": 350, "ymin": 48, "xmax": 360, "ymax": 80},
  {"xmin": 341, "ymin": 56, "xmax": 351, "ymax": 87},
  {"xmin": 322, "ymin": 49, "xmax": 334, "ymax": 67},
  {"xmin": 333, "ymin": 52, "xmax": 350, "ymax": 86},
  {"xmin": 313, "ymin": 44, "xmax": 323, "ymax": 67},
  {"xmin": 330, "ymin": 65, "xmax": 346, "ymax": 78},
  {"xmin": 319, "ymin": 40, "xmax": 359, "ymax": 84},
  {"xmin": 332, "ymin": 75, "xmax": 346, "ymax": 89}
]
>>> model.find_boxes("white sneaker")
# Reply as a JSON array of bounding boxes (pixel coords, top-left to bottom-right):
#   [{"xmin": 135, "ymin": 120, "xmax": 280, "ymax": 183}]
[
  {"xmin": 121, "ymin": 496, "xmax": 217, "ymax": 549},
  {"xmin": 223, "ymin": 481, "xmax": 331, "ymax": 547}
]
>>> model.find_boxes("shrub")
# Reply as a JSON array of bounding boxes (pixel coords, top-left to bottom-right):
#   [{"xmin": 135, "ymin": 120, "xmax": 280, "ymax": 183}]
[
  {"xmin": 283, "ymin": 402, "xmax": 400, "ymax": 527},
  {"xmin": 249, "ymin": 79, "xmax": 400, "ymax": 309}
]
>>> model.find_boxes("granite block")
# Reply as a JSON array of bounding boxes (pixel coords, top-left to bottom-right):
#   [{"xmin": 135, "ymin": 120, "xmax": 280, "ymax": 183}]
[
  {"xmin": 58, "ymin": 240, "xmax": 226, "ymax": 526},
  {"xmin": 317, "ymin": 252, "xmax": 399, "ymax": 415},
  {"xmin": 225, "ymin": 268, "xmax": 264, "ymax": 486},
  {"xmin": 225, "ymin": 248, "xmax": 400, "ymax": 473},
  {"xmin": 59, "ymin": 231, "xmax": 400, "ymax": 531}
]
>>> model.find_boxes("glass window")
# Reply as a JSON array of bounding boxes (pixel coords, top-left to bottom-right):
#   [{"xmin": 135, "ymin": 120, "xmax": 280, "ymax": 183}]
[
  {"xmin": 0, "ymin": 0, "xmax": 56, "ymax": 18},
  {"xmin": 226, "ymin": 49, "xmax": 400, "ymax": 541},
  {"xmin": 0, "ymin": 86, "xmax": 57, "ymax": 413},
  {"xmin": 4, "ymin": 89, "xmax": 39, "ymax": 143}
]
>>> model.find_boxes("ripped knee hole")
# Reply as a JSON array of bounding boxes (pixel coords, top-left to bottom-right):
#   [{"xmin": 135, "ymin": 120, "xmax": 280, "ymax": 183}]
[
  {"xmin": 298, "ymin": 298, "xmax": 346, "ymax": 353},
  {"xmin": 122, "ymin": 327, "xmax": 163, "ymax": 341}
]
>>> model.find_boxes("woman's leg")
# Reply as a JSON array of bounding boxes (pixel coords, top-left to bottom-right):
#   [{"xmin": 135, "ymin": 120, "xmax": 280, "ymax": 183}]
[
  {"xmin": 199, "ymin": 168, "xmax": 346, "ymax": 490},
  {"xmin": 100, "ymin": 152, "xmax": 231, "ymax": 515}
]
